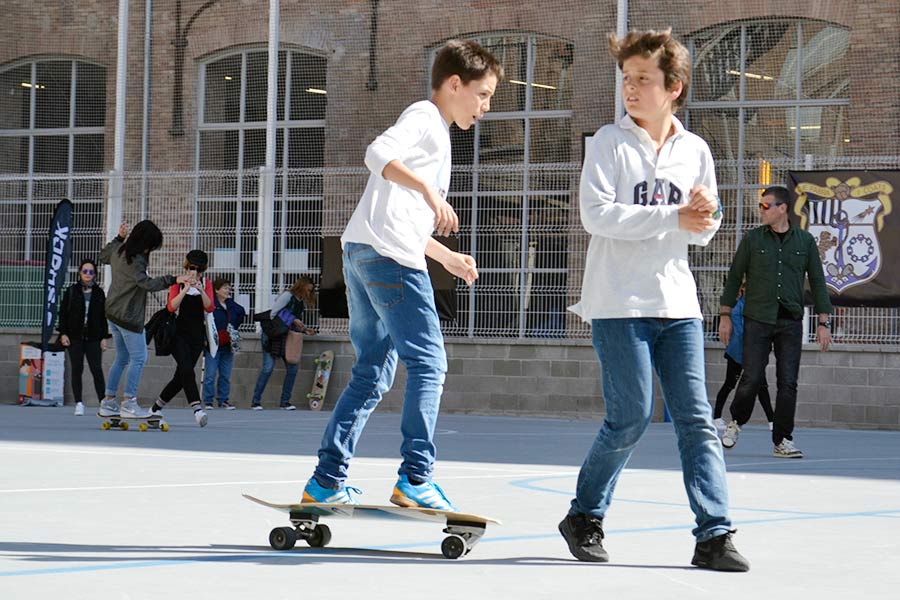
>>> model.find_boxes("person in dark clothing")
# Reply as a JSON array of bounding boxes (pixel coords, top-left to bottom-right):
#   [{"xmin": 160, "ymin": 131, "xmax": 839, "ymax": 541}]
[
  {"xmin": 713, "ymin": 283, "xmax": 774, "ymax": 432},
  {"xmin": 719, "ymin": 186, "xmax": 833, "ymax": 458},
  {"xmin": 58, "ymin": 259, "xmax": 112, "ymax": 416},
  {"xmin": 150, "ymin": 249, "xmax": 214, "ymax": 427}
]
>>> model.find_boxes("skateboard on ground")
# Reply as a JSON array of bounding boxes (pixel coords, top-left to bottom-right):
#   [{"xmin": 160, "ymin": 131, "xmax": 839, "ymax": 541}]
[
  {"xmin": 98, "ymin": 412, "xmax": 169, "ymax": 432},
  {"xmin": 242, "ymin": 493, "xmax": 500, "ymax": 559},
  {"xmin": 306, "ymin": 350, "xmax": 334, "ymax": 411}
]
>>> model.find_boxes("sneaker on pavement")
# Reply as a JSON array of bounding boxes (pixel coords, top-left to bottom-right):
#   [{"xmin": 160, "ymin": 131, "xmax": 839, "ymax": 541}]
[
  {"xmin": 251, "ymin": 404, "xmax": 263, "ymax": 411},
  {"xmin": 98, "ymin": 397, "xmax": 120, "ymax": 417},
  {"xmin": 302, "ymin": 477, "xmax": 362, "ymax": 504},
  {"xmin": 390, "ymin": 474, "xmax": 457, "ymax": 511},
  {"xmin": 74, "ymin": 402, "xmax": 85, "ymax": 416},
  {"xmin": 120, "ymin": 398, "xmax": 151, "ymax": 419},
  {"xmin": 692, "ymin": 532, "xmax": 750, "ymax": 572},
  {"xmin": 280, "ymin": 404, "xmax": 297, "ymax": 411},
  {"xmin": 721, "ymin": 420, "xmax": 741, "ymax": 449},
  {"xmin": 194, "ymin": 409, "xmax": 208, "ymax": 427},
  {"xmin": 713, "ymin": 417, "xmax": 726, "ymax": 433},
  {"xmin": 773, "ymin": 438, "xmax": 803, "ymax": 458},
  {"xmin": 222, "ymin": 402, "xmax": 236, "ymax": 410},
  {"xmin": 205, "ymin": 404, "xmax": 215, "ymax": 410},
  {"xmin": 558, "ymin": 513, "xmax": 609, "ymax": 562}
]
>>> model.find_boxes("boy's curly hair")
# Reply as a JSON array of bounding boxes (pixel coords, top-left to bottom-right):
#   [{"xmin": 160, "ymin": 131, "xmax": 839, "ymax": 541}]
[{"xmin": 608, "ymin": 28, "xmax": 691, "ymax": 111}]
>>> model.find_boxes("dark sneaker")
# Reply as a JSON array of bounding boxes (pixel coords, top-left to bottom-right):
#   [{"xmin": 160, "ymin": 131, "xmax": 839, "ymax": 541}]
[
  {"xmin": 558, "ymin": 513, "xmax": 608, "ymax": 562},
  {"xmin": 691, "ymin": 533, "xmax": 750, "ymax": 572}
]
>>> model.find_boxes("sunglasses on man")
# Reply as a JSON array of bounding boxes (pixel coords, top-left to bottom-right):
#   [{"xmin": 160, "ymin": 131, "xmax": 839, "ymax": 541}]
[
  {"xmin": 758, "ymin": 201, "xmax": 785, "ymax": 211},
  {"xmin": 81, "ymin": 269, "xmax": 95, "ymax": 275}
]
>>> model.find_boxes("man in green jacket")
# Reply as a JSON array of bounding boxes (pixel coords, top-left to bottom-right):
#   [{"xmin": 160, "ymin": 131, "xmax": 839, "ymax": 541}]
[{"xmin": 718, "ymin": 186, "xmax": 833, "ymax": 458}]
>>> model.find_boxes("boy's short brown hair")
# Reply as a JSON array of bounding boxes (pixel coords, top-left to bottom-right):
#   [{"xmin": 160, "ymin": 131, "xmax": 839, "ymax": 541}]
[
  {"xmin": 212, "ymin": 277, "xmax": 231, "ymax": 291},
  {"xmin": 608, "ymin": 28, "xmax": 691, "ymax": 111},
  {"xmin": 431, "ymin": 39, "xmax": 504, "ymax": 91}
]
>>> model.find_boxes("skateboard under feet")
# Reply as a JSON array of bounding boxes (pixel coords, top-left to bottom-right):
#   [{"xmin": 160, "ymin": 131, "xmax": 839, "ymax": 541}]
[
  {"xmin": 98, "ymin": 412, "xmax": 169, "ymax": 432},
  {"xmin": 243, "ymin": 494, "xmax": 499, "ymax": 559}
]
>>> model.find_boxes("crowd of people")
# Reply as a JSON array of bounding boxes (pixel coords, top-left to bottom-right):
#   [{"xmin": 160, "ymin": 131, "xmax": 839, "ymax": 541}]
[
  {"xmin": 43, "ymin": 30, "xmax": 842, "ymax": 572},
  {"xmin": 56, "ymin": 219, "xmax": 318, "ymax": 425}
]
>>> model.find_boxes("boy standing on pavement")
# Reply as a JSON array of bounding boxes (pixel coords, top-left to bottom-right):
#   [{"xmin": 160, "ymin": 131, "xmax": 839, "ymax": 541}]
[
  {"xmin": 302, "ymin": 40, "xmax": 503, "ymax": 510},
  {"xmin": 561, "ymin": 29, "xmax": 749, "ymax": 571}
]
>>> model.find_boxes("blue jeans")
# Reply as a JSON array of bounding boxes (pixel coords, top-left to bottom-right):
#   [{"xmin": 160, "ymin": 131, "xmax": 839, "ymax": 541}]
[
  {"xmin": 570, "ymin": 318, "xmax": 733, "ymax": 542},
  {"xmin": 105, "ymin": 321, "xmax": 148, "ymax": 399},
  {"xmin": 202, "ymin": 348, "xmax": 234, "ymax": 406},
  {"xmin": 314, "ymin": 242, "xmax": 447, "ymax": 488},
  {"xmin": 252, "ymin": 332, "xmax": 299, "ymax": 406},
  {"xmin": 731, "ymin": 317, "xmax": 803, "ymax": 445}
]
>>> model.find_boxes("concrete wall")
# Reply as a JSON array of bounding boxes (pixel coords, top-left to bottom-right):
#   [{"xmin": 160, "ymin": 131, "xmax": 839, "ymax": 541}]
[{"xmin": 3, "ymin": 331, "xmax": 898, "ymax": 429}]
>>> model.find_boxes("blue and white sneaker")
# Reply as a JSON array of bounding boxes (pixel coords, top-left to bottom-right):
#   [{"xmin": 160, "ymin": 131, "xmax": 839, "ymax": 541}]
[
  {"xmin": 302, "ymin": 477, "xmax": 362, "ymax": 505},
  {"xmin": 390, "ymin": 474, "xmax": 457, "ymax": 512}
]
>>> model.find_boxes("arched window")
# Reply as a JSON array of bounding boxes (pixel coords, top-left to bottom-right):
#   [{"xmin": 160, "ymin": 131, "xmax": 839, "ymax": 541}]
[
  {"xmin": 684, "ymin": 19, "xmax": 851, "ymax": 337},
  {"xmin": 196, "ymin": 47, "xmax": 327, "ymax": 297},
  {"xmin": 0, "ymin": 58, "xmax": 106, "ymax": 270},
  {"xmin": 430, "ymin": 33, "xmax": 574, "ymax": 338}
]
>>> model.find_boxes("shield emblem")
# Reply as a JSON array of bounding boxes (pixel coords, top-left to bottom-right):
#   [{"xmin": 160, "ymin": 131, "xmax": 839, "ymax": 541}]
[{"xmin": 807, "ymin": 197, "xmax": 882, "ymax": 294}]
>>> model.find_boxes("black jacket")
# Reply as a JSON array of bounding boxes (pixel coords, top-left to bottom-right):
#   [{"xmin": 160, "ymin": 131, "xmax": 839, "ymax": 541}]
[{"xmin": 57, "ymin": 283, "xmax": 111, "ymax": 341}]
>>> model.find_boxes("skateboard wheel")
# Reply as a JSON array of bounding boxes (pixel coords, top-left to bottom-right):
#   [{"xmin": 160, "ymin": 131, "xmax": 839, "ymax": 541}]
[
  {"xmin": 306, "ymin": 524, "xmax": 331, "ymax": 548},
  {"xmin": 269, "ymin": 527, "xmax": 297, "ymax": 551},
  {"xmin": 310, "ymin": 399, "xmax": 321, "ymax": 410},
  {"xmin": 441, "ymin": 535, "xmax": 467, "ymax": 559},
  {"xmin": 101, "ymin": 421, "xmax": 111, "ymax": 430},
  {"xmin": 120, "ymin": 421, "xmax": 129, "ymax": 431},
  {"xmin": 139, "ymin": 423, "xmax": 148, "ymax": 432},
  {"xmin": 160, "ymin": 422, "xmax": 170, "ymax": 432},
  {"xmin": 306, "ymin": 393, "xmax": 312, "ymax": 399}
]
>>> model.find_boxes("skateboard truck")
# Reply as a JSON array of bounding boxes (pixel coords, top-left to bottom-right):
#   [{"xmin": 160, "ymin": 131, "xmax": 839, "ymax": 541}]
[{"xmin": 268, "ymin": 511, "xmax": 333, "ymax": 551}]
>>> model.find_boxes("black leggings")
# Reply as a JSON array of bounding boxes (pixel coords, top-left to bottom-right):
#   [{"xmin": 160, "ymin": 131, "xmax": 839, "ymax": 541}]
[
  {"xmin": 67, "ymin": 337, "xmax": 105, "ymax": 403},
  {"xmin": 158, "ymin": 335, "xmax": 204, "ymax": 407},
  {"xmin": 714, "ymin": 355, "xmax": 774, "ymax": 421}
]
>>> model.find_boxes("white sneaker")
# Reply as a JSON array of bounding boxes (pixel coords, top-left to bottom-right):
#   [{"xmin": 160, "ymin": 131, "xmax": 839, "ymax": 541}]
[
  {"xmin": 713, "ymin": 417, "xmax": 726, "ymax": 433},
  {"xmin": 721, "ymin": 420, "xmax": 741, "ymax": 449},
  {"xmin": 120, "ymin": 398, "xmax": 151, "ymax": 419},
  {"xmin": 74, "ymin": 402, "xmax": 85, "ymax": 416},
  {"xmin": 194, "ymin": 409, "xmax": 208, "ymax": 427},
  {"xmin": 281, "ymin": 404, "xmax": 297, "ymax": 411},
  {"xmin": 99, "ymin": 397, "xmax": 121, "ymax": 417},
  {"xmin": 251, "ymin": 405, "xmax": 264, "ymax": 411},
  {"xmin": 773, "ymin": 439, "xmax": 803, "ymax": 458}
]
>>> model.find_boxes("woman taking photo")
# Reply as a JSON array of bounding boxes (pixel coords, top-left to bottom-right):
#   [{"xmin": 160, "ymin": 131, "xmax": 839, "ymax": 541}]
[
  {"xmin": 57, "ymin": 259, "xmax": 111, "ymax": 416},
  {"xmin": 149, "ymin": 249, "xmax": 214, "ymax": 427},
  {"xmin": 99, "ymin": 220, "xmax": 189, "ymax": 419}
]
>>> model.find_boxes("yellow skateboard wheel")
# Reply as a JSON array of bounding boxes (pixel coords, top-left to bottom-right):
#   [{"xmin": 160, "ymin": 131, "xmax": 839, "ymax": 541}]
[
  {"xmin": 139, "ymin": 423, "xmax": 148, "ymax": 432},
  {"xmin": 120, "ymin": 421, "xmax": 129, "ymax": 431},
  {"xmin": 101, "ymin": 421, "xmax": 111, "ymax": 430},
  {"xmin": 160, "ymin": 423, "xmax": 170, "ymax": 432}
]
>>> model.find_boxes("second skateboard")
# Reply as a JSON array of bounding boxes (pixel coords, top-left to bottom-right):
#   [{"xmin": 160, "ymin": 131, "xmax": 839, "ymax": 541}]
[{"xmin": 306, "ymin": 350, "xmax": 334, "ymax": 411}]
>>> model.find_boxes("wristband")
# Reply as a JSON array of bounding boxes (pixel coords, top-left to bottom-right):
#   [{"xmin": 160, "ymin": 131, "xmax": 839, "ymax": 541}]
[{"xmin": 711, "ymin": 195, "xmax": 722, "ymax": 219}]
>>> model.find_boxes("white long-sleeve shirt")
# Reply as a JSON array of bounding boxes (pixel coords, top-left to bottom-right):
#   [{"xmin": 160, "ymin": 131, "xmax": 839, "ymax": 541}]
[
  {"xmin": 568, "ymin": 114, "xmax": 720, "ymax": 321},
  {"xmin": 341, "ymin": 100, "xmax": 451, "ymax": 271}
]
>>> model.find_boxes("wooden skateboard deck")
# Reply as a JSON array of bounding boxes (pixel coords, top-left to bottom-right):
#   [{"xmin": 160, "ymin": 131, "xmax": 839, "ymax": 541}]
[
  {"xmin": 306, "ymin": 350, "xmax": 334, "ymax": 411},
  {"xmin": 97, "ymin": 412, "xmax": 169, "ymax": 432},
  {"xmin": 242, "ymin": 493, "xmax": 499, "ymax": 559}
]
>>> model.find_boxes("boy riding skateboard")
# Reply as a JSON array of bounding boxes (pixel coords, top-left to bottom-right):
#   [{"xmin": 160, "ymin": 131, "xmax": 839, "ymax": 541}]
[{"xmin": 302, "ymin": 39, "xmax": 503, "ymax": 510}]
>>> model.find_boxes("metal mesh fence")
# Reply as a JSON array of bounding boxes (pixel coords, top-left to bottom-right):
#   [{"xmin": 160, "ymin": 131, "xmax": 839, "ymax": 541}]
[{"xmin": 1, "ymin": 2, "xmax": 898, "ymax": 344}]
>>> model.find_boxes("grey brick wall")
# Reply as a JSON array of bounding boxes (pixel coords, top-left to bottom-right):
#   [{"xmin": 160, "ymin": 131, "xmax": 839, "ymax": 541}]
[{"xmin": 4, "ymin": 331, "xmax": 897, "ymax": 429}]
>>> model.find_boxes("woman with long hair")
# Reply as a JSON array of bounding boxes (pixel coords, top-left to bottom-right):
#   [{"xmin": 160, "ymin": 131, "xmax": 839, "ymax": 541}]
[
  {"xmin": 149, "ymin": 250, "xmax": 215, "ymax": 426},
  {"xmin": 98, "ymin": 220, "xmax": 189, "ymax": 418},
  {"xmin": 251, "ymin": 277, "xmax": 316, "ymax": 411},
  {"xmin": 57, "ymin": 259, "xmax": 111, "ymax": 416}
]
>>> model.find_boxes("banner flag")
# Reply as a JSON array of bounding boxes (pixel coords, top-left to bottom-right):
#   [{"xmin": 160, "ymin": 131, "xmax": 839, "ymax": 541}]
[
  {"xmin": 41, "ymin": 199, "xmax": 74, "ymax": 351},
  {"xmin": 787, "ymin": 171, "xmax": 897, "ymax": 307}
]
